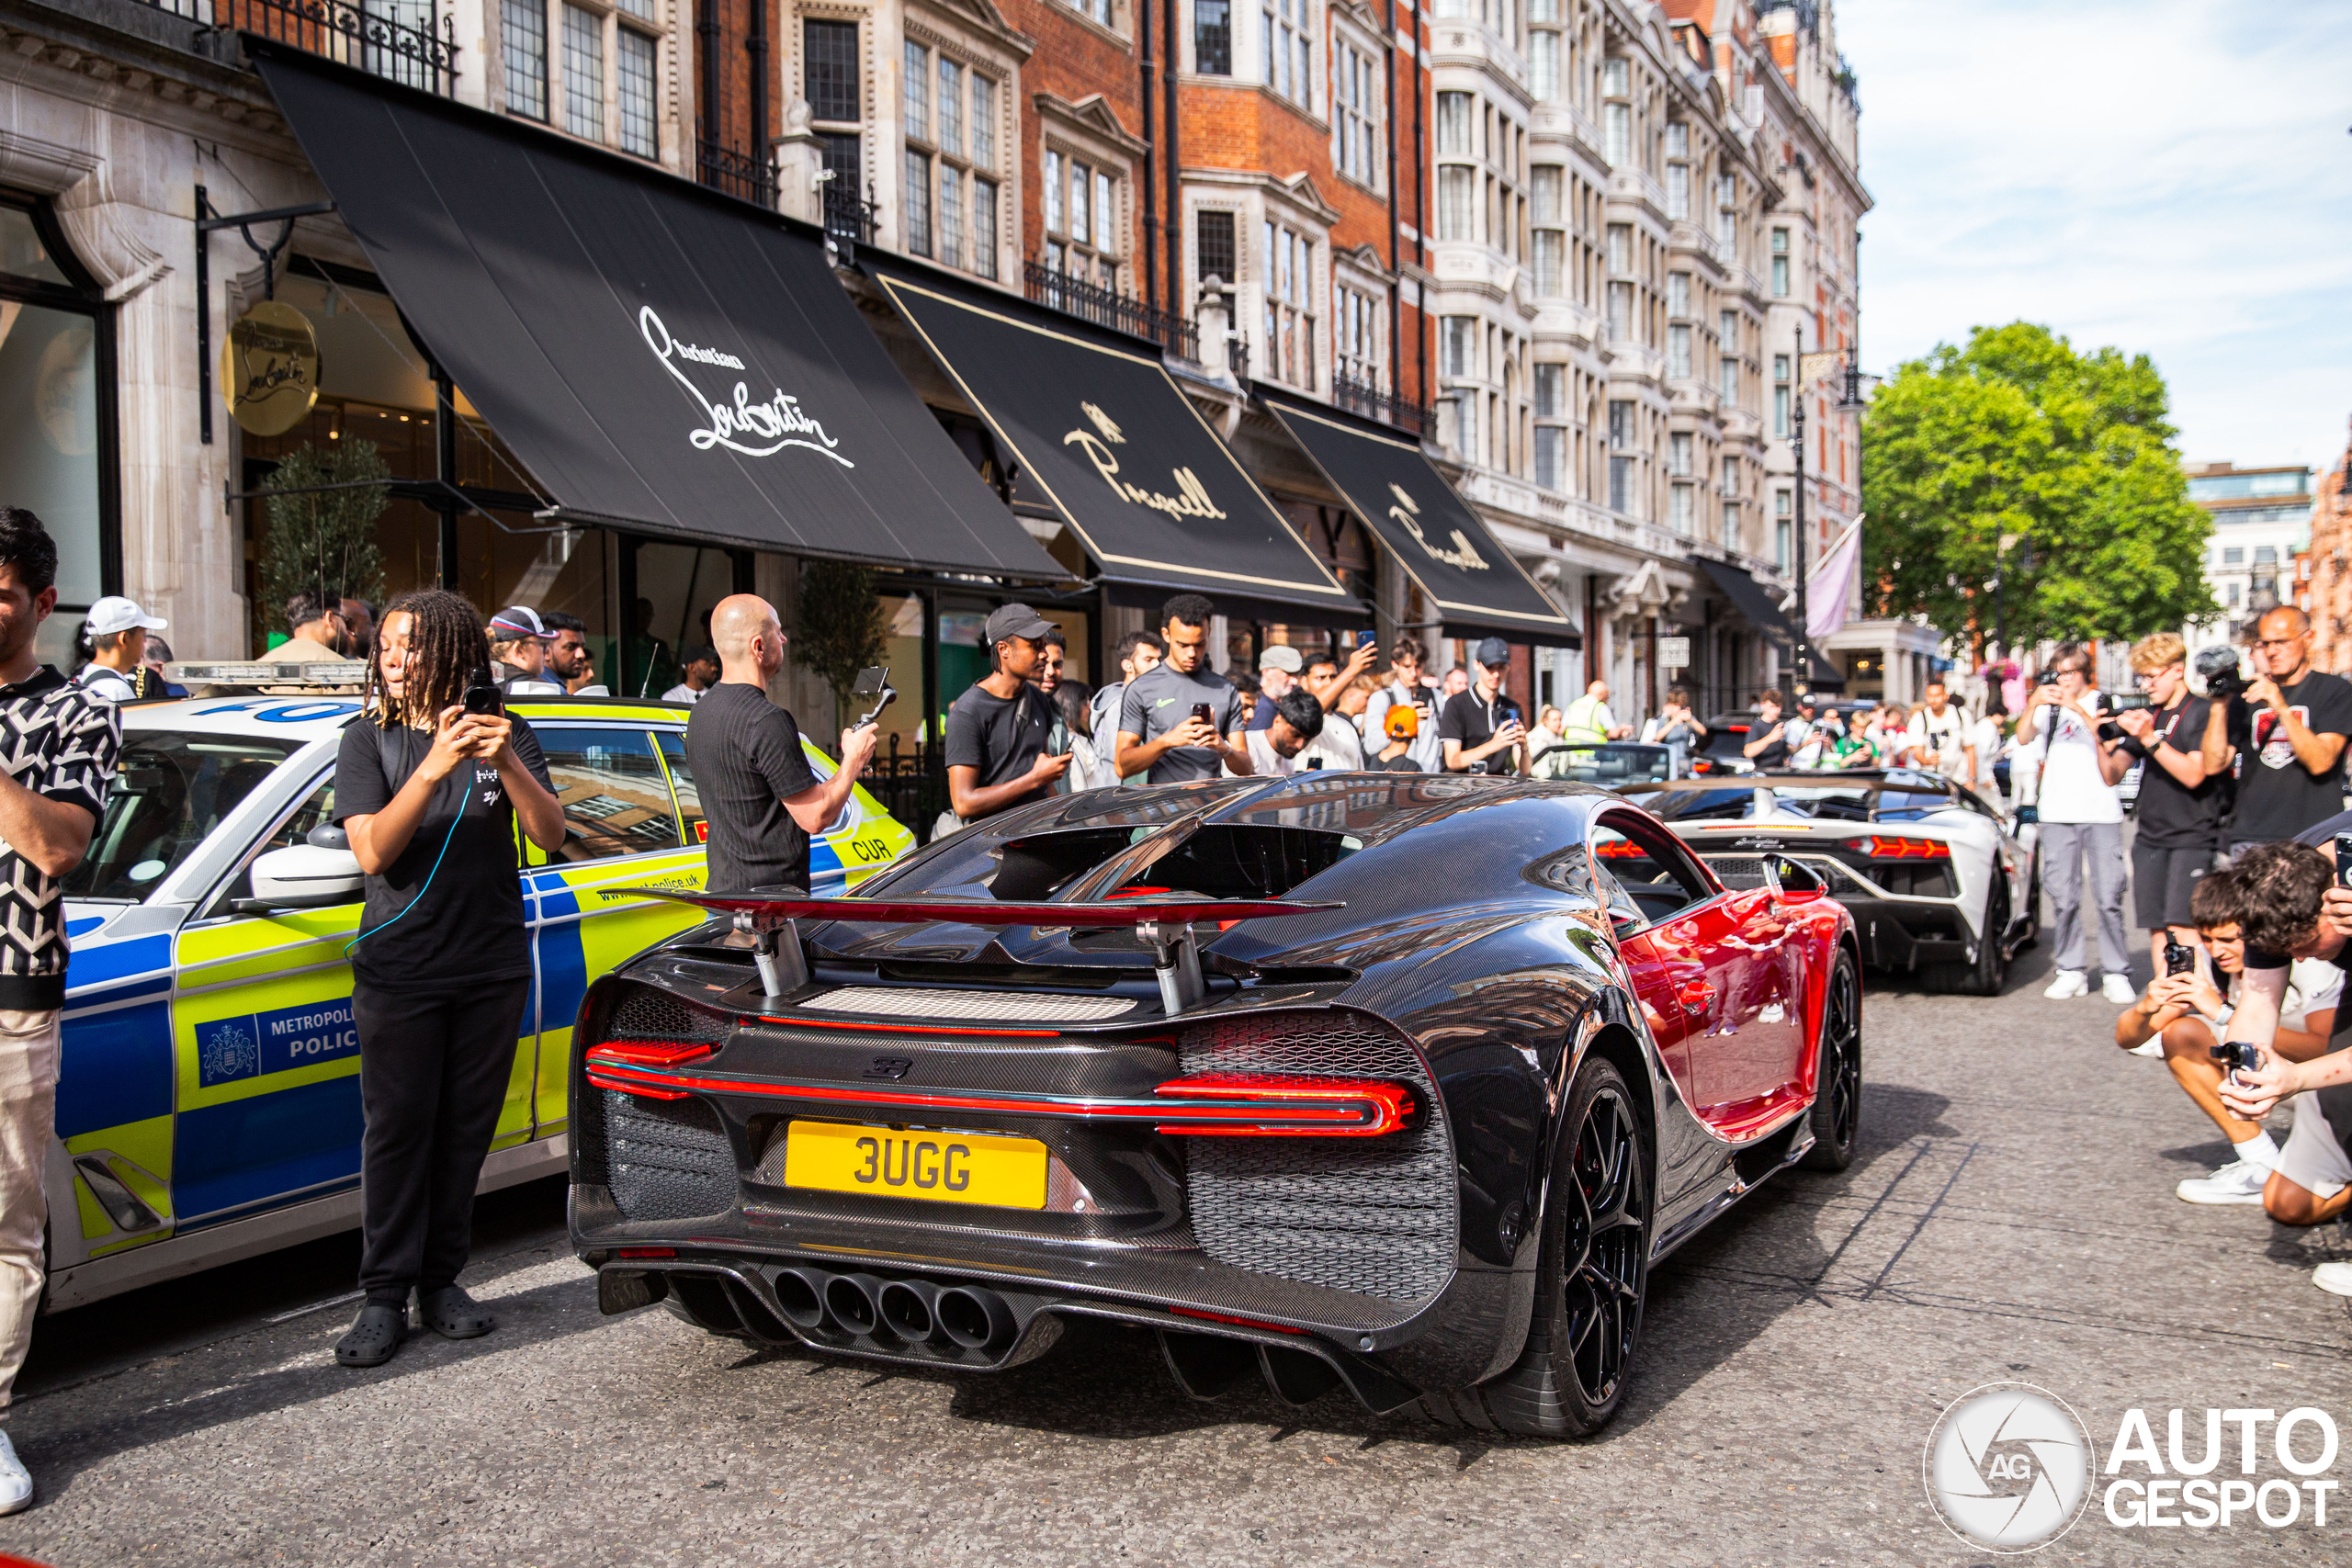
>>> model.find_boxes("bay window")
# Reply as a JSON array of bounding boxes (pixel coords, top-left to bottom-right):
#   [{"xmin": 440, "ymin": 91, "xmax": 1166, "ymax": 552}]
[
  {"xmin": 1264, "ymin": 0, "xmax": 1313, "ymax": 109},
  {"xmin": 1336, "ymin": 38, "xmax": 1380, "ymax": 187},
  {"xmin": 1262, "ymin": 220, "xmax": 1316, "ymax": 389},
  {"xmin": 1336, "ymin": 283, "xmax": 1382, "ymax": 388},
  {"xmin": 908, "ymin": 44, "xmax": 1006, "ymax": 278},
  {"xmin": 1045, "ymin": 150, "xmax": 1118, "ymax": 288}
]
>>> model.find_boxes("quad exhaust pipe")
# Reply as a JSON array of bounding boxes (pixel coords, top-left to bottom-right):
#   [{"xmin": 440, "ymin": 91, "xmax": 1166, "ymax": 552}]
[{"xmin": 606, "ymin": 1258, "xmax": 1031, "ymax": 1365}]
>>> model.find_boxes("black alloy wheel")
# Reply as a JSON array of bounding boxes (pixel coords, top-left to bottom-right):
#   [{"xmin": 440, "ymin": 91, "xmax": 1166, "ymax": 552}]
[
  {"xmin": 1425, "ymin": 1054, "xmax": 1651, "ymax": 1438},
  {"xmin": 1800, "ymin": 950, "xmax": 1862, "ymax": 1171},
  {"xmin": 1967, "ymin": 881, "xmax": 2011, "ymax": 996}
]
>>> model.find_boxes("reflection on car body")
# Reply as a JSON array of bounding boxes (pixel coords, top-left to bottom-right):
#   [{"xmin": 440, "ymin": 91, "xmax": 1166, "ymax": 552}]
[{"xmin": 45, "ymin": 693, "xmax": 912, "ymax": 1311}]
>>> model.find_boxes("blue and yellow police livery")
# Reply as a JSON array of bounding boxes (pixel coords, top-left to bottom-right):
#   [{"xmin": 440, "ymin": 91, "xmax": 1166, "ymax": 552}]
[{"xmin": 46, "ymin": 692, "xmax": 911, "ymax": 1310}]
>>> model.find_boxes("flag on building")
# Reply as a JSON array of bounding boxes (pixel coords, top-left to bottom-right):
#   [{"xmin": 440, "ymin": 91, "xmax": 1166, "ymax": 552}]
[{"xmin": 1807, "ymin": 516, "xmax": 1864, "ymax": 641}]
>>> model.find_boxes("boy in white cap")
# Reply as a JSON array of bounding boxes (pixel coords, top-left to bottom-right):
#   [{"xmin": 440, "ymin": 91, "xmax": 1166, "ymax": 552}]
[{"xmin": 75, "ymin": 596, "xmax": 167, "ymax": 704}]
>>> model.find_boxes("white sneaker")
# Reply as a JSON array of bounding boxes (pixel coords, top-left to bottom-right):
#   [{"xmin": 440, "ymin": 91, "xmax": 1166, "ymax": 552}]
[
  {"xmin": 0, "ymin": 1429, "xmax": 32, "ymax": 1515},
  {"xmin": 2043, "ymin": 970, "xmax": 2089, "ymax": 999},
  {"xmin": 2176, "ymin": 1159, "xmax": 2271, "ymax": 1205},
  {"xmin": 2314, "ymin": 1262, "xmax": 2352, "ymax": 1297},
  {"xmin": 2102, "ymin": 973, "xmax": 2138, "ymax": 1005},
  {"xmin": 2129, "ymin": 1038, "xmax": 2166, "ymax": 1058}
]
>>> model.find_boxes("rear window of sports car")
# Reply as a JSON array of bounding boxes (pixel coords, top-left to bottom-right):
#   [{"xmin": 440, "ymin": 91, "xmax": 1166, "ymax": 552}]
[
  {"xmin": 63, "ymin": 732, "xmax": 304, "ymax": 901},
  {"xmin": 1619, "ymin": 786, "xmax": 1758, "ymax": 822}
]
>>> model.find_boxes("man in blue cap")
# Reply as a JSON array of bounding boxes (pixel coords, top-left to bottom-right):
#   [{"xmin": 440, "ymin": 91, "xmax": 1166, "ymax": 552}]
[{"xmin": 1440, "ymin": 637, "xmax": 1528, "ymax": 774}]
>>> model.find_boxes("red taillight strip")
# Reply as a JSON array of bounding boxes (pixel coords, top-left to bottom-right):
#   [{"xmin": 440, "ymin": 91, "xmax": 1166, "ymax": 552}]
[
  {"xmin": 1169, "ymin": 1305, "xmax": 1305, "ymax": 1334},
  {"xmin": 579, "ymin": 1058, "xmax": 1413, "ymax": 1135},
  {"xmin": 584, "ymin": 1039, "xmax": 712, "ymax": 1100},
  {"xmin": 1847, "ymin": 834, "xmax": 1951, "ymax": 860},
  {"xmin": 1152, "ymin": 1074, "xmax": 1416, "ymax": 1137}
]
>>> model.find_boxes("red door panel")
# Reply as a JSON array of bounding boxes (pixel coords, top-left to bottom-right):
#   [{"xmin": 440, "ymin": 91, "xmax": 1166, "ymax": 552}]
[{"xmin": 1622, "ymin": 898, "xmax": 1744, "ymax": 1109}]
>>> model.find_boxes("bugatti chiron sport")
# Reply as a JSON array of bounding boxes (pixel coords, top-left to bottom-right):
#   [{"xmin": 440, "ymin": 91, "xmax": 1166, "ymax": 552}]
[
  {"xmin": 1621, "ymin": 769, "xmax": 2040, "ymax": 997},
  {"xmin": 569, "ymin": 773, "xmax": 1862, "ymax": 1437}
]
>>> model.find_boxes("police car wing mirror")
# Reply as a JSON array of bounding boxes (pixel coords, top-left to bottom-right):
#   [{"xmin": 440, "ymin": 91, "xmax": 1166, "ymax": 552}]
[
  {"xmin": 851, "ymin": 664, "xmax": 896, "ymax": 731},
  {"xmin": 236, "ymin": 843, "xmax": 364, "ymax": 915}
]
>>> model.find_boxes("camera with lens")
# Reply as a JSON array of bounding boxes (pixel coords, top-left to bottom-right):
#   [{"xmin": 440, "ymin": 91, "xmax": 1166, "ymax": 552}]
[
  {"xmin": 2210, "ymin": 1040, "xmax": 2263, "ymax": 1076},
  {"xmin": 2033, "ymin": 669, "xmax": 2061, "ymax": 689},
  {"xmin": 2196, "ymin": 645, "xmax": 2247, "ymax": 701}
]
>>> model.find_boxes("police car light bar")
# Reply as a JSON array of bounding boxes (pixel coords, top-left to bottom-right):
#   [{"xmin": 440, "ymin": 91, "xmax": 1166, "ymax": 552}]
[{"xmin": 165, "ymin": 661, "xmax": 371, "ymax": 685}]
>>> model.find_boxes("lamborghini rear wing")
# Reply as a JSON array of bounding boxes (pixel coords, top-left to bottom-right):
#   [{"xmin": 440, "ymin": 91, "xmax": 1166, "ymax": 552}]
[{"xmin": 618, "ymin": 888, "xmax": 1343, "ymax": 1015}]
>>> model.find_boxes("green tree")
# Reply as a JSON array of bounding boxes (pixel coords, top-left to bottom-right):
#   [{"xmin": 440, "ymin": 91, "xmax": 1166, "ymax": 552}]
[
  {"xmin": 1860, "ymin": 322, "xmax": 2216, "ymax": 649},
  {"xmin": 794, "ymin": 558, "xmax": 888, "ymax": 736},
  {"xmin": 258, "ymin": 441, "xmax": 390, "ymax": 633}
]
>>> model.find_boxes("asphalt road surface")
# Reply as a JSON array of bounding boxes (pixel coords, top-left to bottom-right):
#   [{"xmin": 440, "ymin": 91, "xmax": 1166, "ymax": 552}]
[{"xmin": 4, "ymin": 892, "xmax": 2350, "ymax": 1566}]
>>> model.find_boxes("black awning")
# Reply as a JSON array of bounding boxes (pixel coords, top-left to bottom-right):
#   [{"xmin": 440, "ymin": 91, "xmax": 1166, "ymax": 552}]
[
  {"xmin": 871, "ymin": 269, "xmax": 1354, "ymax": 617},
  {"xmin": 1259, "ymin": 393, "xmax": 1574, "ymax": 644},
  {"xmin": 1692, "ymin": 556, "xmax": 1842, "ymax": 687},
  {"xmin": 252, "ymin": 46, "xmax": 1063, "ymax": 580}
]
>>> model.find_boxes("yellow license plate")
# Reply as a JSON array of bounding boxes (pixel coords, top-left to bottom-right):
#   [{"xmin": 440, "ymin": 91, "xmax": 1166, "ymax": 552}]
[{"xmin": 782, "ymin": 1121, "xmax": 1047, "ymax": 1210}]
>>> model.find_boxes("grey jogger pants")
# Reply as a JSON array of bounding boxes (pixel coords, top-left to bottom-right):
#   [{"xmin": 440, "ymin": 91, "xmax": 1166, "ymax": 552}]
[{"xmin": 2041, "ymin": 819, "xmax": 2130, "ymax": 976}]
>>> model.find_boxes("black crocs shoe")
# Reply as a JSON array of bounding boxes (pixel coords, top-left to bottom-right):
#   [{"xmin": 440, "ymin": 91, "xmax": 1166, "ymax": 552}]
[
  {"xmin": 418, "ymin": 1285, "xmax": 495, "ymax": 1340},
  {"xmin": 334, "ymin": 1303, "xmax": 407, "ymax": 1368}
]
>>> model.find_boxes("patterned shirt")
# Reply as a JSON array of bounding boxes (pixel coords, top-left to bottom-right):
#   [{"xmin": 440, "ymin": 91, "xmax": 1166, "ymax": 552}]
[{"xmin": 0, "ymin": 667, "xmax": 119, "ymax": 1009}]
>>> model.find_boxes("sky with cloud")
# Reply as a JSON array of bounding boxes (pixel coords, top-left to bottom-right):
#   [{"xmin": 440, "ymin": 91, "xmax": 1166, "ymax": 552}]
[{"xmin": 1836, "ymin": 0, "xmax": 2352, "ymax": 472}]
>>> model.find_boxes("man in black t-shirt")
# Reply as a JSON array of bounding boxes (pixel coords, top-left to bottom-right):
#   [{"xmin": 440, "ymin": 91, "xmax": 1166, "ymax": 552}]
[
  {"xmin": 2204, "ymin": 606, "xmax": 2352, "ymax": 848},
  {"xmin": 684, "ymin": 594, "xmax": 876, "ymax": 892},
  {"xmin": 946, "ymin": 604, "xmax": 1070, "ymax": 824},
  {"xmin": 1439, "ymin": 637, "xmax": 1526, "ymax": 774},
  {"xmin": 1743, "ymin": 691, "xmax": 1793, "ymax": 769},
  {"xmin": 2115, "ymin": 632, "xmax": 2227, "ymax": 974}
]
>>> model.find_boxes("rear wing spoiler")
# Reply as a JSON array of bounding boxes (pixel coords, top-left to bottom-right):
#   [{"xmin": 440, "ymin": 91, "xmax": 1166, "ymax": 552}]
[{"xmin": 617, "ymin": 888, "xmax": 1343, "ymax": 1015}]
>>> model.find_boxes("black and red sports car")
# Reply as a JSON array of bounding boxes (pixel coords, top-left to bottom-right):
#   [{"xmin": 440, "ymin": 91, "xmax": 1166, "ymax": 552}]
[{"xmin": 570, "ymin": 773, "xmax": 1861, "ymax": 1436}]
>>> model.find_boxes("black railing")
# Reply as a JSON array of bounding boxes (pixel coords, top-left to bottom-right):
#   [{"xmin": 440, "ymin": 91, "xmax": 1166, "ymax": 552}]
[
  {"xmin": 865, "ymin": 734, "xmax": 950, "ymax": 844},
  {"xmin": 695, "ymin": 138, "xmax": 776, "ymax": 209},
  {"xmin": 822, "ymin": 184, "xmax": 877, "ymax": 246},
  {"xmin": 188, "ymin": 0, "xmax": 460, "ymax": 96},
  {"xmin": 1023, "ymin": 260, "xmax": 1199, "ymax": 360},
  {"xmin": 1332, "ymin": 371, "xmax": 1431, "ymax": 438}
]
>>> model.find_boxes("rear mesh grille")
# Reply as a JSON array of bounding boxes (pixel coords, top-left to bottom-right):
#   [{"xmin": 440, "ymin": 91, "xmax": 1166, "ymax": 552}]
[
  {"xmin": 604, "ymin": 1091, "xmax": 736, "ymax": 1222},
  {"xmin": 610, "ymin": 987, "xmax": 730, "ymax": 1041},
  {"xmin": 1177, "ymin": 1013, "xmax": 1454, "ymax": 1303}
]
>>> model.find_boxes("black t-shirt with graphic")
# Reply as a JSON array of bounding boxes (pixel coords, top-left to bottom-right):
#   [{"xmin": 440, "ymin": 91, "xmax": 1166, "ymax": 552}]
[
  {"xmin": 2226, "ymin": 671, "xmax": 2352, "ymax": 844},
  {"xmin": 2131, "ymin": 695, "xmax": 2225, "ymax": 850},
  {"xmin": 334, "ymin": 715, "xmax": 553, "ymax": 992}
]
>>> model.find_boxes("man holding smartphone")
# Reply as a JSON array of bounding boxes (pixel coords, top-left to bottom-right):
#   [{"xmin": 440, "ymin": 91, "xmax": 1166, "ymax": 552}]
[
  {"xmin": 945, "ymin": 604, "xmax": 1070, "ymax": 824},
  {"xmin": 2217, "ymin": 840, "xmax": 2352, "ymax": 1297},
  {"xmin": 1440, "ymin": 637, "xmax": 1527, "ymax": 774},
  {"xmin": 1363, "ymin": 638, "xmax": 1442, "ymax": 771},
  {"xmin": 2022, "ymin": 644, "xmax": 2135, "ymax": 1002},
  {"xmin": 1115, "ymin": 593, "xmax": 1250, "ymax": 783}
]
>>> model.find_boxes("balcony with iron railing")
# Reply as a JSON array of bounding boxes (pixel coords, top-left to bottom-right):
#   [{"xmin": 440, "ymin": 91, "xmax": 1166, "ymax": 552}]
[
  {"xmin": 1023, "ymin": 260, "xmax": 1197, "ymax": 360},
  {"xmin": 1332, "ymin": 371, "xmax": 1430, "ymax": 439},
  {"xmin": 135, "ymin": 0, "xmax": 461, "ymax": 96},
  {"xmin": 695, "ymin": 139, "xmax": 776, "ymax": 209}
]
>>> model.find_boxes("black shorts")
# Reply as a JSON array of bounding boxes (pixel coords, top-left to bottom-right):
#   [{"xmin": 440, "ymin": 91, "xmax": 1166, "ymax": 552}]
[{"xmin": 2132, "ymin": 841, "xmax": 2215, "ymax": 930}]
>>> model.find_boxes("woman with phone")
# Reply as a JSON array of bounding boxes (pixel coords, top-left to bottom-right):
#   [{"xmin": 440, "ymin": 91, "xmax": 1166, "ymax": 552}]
[{"xmin": 331, "ymin": 590, "xmax": 566, "ymax": 1368}]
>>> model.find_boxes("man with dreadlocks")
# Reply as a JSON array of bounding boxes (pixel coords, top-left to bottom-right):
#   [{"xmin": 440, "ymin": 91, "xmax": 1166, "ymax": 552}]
[{"xmin": 330, "ymin": 590, "xmax": 566, "ymax": 1368}]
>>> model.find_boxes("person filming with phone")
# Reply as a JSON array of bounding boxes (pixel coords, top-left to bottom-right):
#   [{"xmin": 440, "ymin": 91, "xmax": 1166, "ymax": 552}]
[
  {"xmin": 685, "ymin": 594, "xmax": 877, "ymax": 895},
  {"xmin": 1114, "ymin": 594, "xmax": 1250, "ymax": 783},
  {"xmin": 2113, "ymin": 633, "xmax": 2227, "ymax": 976},
  {"xmin": 945, "ymin": 604, "xmax": 1071, "ymax": 826},
  {"xmin": 331, "ymin": 591, "xmax": 566, "ymax": 1369},
  {"xmin": 2111, "ymin": 853, "xmax": 2339, "ymax": 1205},
  {"xmin": 2022, "ymin": 644, "xmax": 2135, "ymax": 1003},
  {"xmin": 1441, "ymin": 637, "xmax": 1527, "ymax": 775},
  {"xmin": 2213, "ymin": 839, "xmax": 2352, "ymax": 1299}
]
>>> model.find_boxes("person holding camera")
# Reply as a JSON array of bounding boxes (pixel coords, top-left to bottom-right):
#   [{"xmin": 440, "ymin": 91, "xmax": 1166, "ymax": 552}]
[
  {"xmin": 2215, "ymin": 842, "xmax": 2352, "ymax": 1296},
  {"xmin": 1440, "ymin": 638, "xmax": 1526, "ymax": 774},
  {"xmin": 2114, "ymin": 633, "xmax": 2227, "ymax": 976},
  {"xmin": 2200, "ymin": 607, "xmax": 2352, "ymax": 849},
  {"xmin": 2023, "ymin": 645, "xmax": 2135, "ymax": 1002},
  {"xmin": 1115, "ymin": 594, "xmax": 1250, "ymax": 783},
  {"xmin": 2112, "ymin": 855, "xmax": 2338, "ymax": 1204},
  {"xmin": 1905, "ymin": 680, "xmax": 1978, "ymax": 789},
  {"xmin": 685, "ymin": 595, "xmax": 877, "ymax": 894},
  {"xmin": 331, "ymin": 591, "xmax": 566, "ymax": 1368},
  {"xmin": 1742, "ymin": 691, "xmax": 1793, "ymax": 767},
  {"xmin": 945, "ymin": 604, "xmax": 1071, "ymax": 826}
]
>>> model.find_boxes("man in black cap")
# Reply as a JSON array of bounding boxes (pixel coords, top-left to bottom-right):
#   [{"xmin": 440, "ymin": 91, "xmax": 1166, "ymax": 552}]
[
  {"xmin": 945, "ymin": 603, "xmax": 1071, "ymax": 825},
  {"xmin": 1440, "ymin": 637, "xmax": 1528, "ymax": 775}
]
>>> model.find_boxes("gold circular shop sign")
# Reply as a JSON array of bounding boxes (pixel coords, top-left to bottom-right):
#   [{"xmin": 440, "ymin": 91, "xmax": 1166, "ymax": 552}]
[{"xmin": 221, "ymin": 300, "xmax": 321, "ymax": 436}]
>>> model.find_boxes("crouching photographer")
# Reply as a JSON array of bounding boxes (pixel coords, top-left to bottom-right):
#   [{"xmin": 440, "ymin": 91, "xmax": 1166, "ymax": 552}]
[
  {"xmin": 332, "ymin": 591, "xmax": 566, "ymax": 1366},
  {"xmin": 2112, "ymin": 852, "xmax": 2338, "ymax": 1204},
  {"xmin": 2215, "ymin": 840, "xmax": 2352, "ymax": 1298}
]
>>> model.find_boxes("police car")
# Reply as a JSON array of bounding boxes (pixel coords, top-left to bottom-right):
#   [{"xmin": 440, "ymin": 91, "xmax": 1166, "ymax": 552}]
[{"xmin": 46, "ymin": 672, "xmax": 912, "ymax": 1311}]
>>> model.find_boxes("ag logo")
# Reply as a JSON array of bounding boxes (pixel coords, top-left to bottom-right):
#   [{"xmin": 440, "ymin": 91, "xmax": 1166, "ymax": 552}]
[{"xmin": 1924, "ymin": 1382, "xmax": 2092, "ymax": 1552}]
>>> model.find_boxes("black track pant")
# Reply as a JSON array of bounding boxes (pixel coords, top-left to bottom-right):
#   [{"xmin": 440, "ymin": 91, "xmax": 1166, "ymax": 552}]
[{"xmin": 353, "ymin": 978, "xmax": 532, "ymax": 1307}]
